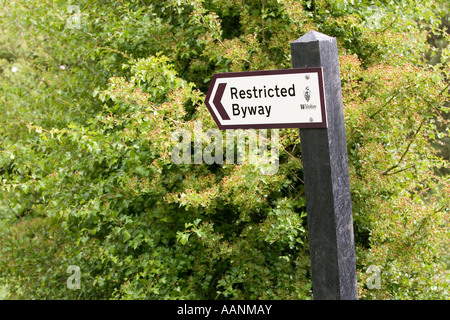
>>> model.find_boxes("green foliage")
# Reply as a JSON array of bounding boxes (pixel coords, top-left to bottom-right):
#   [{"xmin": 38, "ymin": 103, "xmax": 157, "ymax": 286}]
[{"xmin": 0, "ymin": 0, "xmax": 449, "ymax": 299}]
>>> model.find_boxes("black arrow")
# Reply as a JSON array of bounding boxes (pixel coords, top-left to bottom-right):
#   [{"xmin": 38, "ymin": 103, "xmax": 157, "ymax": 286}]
[{"xmin": 213, "ymin": 83, "xmax": 230, "ymax": 120}]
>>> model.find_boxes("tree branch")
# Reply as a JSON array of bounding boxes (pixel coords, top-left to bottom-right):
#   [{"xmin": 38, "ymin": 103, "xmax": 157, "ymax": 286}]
[{"xmin": 382, "ymin": 117, "xmax": 426, "ymax": 175}]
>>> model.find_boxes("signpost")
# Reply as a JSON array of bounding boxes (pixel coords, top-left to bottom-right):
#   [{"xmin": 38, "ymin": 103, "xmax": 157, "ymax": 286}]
[
  {"xmin": 205, "ymin": 68, "xmax": 327, "ymax": 129},
  {"xmin": 205, "ymin": 31, "xmax": 358, "ymax": 300}
]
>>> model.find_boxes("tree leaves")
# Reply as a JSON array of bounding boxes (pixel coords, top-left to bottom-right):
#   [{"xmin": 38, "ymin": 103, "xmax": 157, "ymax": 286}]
[{"xmin": 0, "ymin": 0, "xmax": 449, "ymax": 300}]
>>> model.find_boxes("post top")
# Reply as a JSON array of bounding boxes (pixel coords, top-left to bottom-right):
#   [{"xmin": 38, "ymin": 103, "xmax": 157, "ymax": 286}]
[{"xmin": 292, "ymin": 31, "xmax": 335, "ymax": 43}]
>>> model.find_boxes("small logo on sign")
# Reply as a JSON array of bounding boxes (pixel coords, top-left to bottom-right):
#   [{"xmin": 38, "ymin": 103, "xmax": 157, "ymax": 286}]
[{"xmin": 304, "ymin": 86, "xmax": 311, "ymax": 102}]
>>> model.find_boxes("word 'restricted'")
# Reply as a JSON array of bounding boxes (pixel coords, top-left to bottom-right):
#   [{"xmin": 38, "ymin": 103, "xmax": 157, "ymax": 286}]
[{"xmin": 230, "ymin": 84, "xmax": 296, "ymax": 118}]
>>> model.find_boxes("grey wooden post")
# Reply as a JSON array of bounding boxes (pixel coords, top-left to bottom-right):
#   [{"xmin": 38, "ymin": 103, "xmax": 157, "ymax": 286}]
[{"xmin": 290, "ymin": 31, "xmax": 358, "ymax": 300}]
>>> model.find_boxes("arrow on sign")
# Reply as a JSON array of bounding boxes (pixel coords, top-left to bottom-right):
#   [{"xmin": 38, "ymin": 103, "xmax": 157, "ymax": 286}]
[
  {"xmin": 212, "ymin": 83, "xmax": 230, "ymax": 120},
  {"xmin": 205, "ymin": 68, "xmax": 327, "ymax": 130}
]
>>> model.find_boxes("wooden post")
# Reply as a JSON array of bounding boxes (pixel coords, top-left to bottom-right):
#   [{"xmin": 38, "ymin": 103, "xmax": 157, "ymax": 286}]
[{"xmin": 290, "ymin": 31, "xmax": 358, "ymax": 300}]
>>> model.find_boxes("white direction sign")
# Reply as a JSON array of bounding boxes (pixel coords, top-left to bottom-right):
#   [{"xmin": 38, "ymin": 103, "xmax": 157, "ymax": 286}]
[{"xmin": 205, "ymin": 67, "xmax": 326, "ymax": 129}]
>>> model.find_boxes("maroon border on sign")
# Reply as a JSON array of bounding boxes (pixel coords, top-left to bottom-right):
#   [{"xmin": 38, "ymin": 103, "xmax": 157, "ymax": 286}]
[{"xmin": 204, "ymin": 67, "xmax": 327, "ymax": 130}]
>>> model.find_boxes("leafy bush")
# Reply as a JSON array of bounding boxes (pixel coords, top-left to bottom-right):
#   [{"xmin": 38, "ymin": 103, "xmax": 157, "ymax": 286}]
[{"xmin": 0, "ymin": 0, "xmax": 449, "ymax": 299}]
